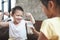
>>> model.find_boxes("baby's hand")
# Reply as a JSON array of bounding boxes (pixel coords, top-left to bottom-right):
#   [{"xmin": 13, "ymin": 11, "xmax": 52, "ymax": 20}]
[
  {"xmin": 25, "ymin": 13, "xmax": 32, "ymax": 17},
  {"xmin": 30, "ymin": 27, "xmax": 36, "ymax": 32}
]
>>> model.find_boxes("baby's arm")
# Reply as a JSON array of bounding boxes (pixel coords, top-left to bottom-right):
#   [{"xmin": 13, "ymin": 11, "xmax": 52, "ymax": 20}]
[
  {"xmin": 0, "ymin": 22, "xmax": 9, "ymax": 27},
  {"xmin": 25, "ymin": 13, "xmax": 35, "ymax": 24}
]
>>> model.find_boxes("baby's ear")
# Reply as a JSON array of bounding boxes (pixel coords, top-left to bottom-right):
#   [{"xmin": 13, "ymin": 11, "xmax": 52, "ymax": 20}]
[{"xmin": 48, "ymin": 1, "xmax": 55, "ymax": 10}]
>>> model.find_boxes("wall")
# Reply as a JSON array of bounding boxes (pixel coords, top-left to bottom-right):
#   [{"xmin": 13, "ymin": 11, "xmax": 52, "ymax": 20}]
[{"xmin": 16, "ymin": 0, "xmax": 47, "ymax": 21}]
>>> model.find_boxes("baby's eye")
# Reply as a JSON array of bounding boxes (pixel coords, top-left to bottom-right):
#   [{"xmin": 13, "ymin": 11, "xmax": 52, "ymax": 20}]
[{"xmin": 17, "ymin": 15, "xmax": 23, "ymax": 17}]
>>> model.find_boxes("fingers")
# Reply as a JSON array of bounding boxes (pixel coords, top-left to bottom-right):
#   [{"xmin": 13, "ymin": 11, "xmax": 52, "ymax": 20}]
[
  {"xmin": 25, "ymin": 12, "xmax": 32, "ymax": 17},
  {"xmin": 30, "ymin": 27, "xmax": 35, "ymax": 31}
]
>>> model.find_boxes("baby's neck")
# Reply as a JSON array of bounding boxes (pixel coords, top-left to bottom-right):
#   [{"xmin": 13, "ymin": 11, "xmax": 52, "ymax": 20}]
[{"xmin": 13, "ymin": 21, "xmax": 20, "ymax": 25}]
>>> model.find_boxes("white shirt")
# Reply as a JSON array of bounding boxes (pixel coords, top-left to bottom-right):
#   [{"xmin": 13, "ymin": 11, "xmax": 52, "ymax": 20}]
[{"xmin": 9, "ymin": 20, "xmax": 34, "ymax": 40}]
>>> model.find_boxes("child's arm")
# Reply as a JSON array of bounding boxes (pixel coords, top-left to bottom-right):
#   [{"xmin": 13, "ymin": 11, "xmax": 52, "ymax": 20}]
[
  {"xmin": 25, "ymin": 13, "xmax": 35, "ymax": 24},
  {"xmin": 38, "ymin": 32, "xmax": 48, "ymax": 40},
  {"xmin": 31, "ymin": 27, "xmax": 40, "ymax": 36},
  {"xmin": 0, "ymin": 22, "xmax": 9, "ymax": 27}
]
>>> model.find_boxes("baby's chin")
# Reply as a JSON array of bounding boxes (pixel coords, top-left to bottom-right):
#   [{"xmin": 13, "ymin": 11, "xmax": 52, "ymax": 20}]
[{"xmin": 16, "ymin": 20, "xmax": 21, "ymax": 23}]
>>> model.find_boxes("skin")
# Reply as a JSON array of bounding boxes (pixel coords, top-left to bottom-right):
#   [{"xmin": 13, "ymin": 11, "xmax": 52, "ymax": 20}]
[
  {"xmin": 41, "ymin": 1, "xmax": 58, "ymax": 18},
  {"xmin": 12, "ymin": 10, "xmax": 23, "ymax": 25},
  {"xmin": 38, "ymin": 32, "xmax": 48, "ymax": 40}
]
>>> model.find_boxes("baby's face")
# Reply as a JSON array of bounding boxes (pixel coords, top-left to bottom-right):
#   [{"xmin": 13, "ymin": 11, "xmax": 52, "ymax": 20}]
[{"xmin": 13, "ymin": 10, "xmax": 23, "ymax": 23}]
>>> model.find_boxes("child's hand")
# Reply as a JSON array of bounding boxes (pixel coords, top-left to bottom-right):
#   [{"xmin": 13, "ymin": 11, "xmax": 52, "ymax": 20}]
[
  {"xmin": 30, "ymin": 27, "xmax": 36, "ymax": 33},
  {"xmin": 25, "ymin": 13, "xmax": 32, "ymax": 17}
]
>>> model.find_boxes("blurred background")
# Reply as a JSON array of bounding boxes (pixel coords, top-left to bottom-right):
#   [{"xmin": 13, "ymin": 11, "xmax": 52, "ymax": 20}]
[{"xmin": 0, "ymin": 0, "xmax": 47, "ymax": 20}]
